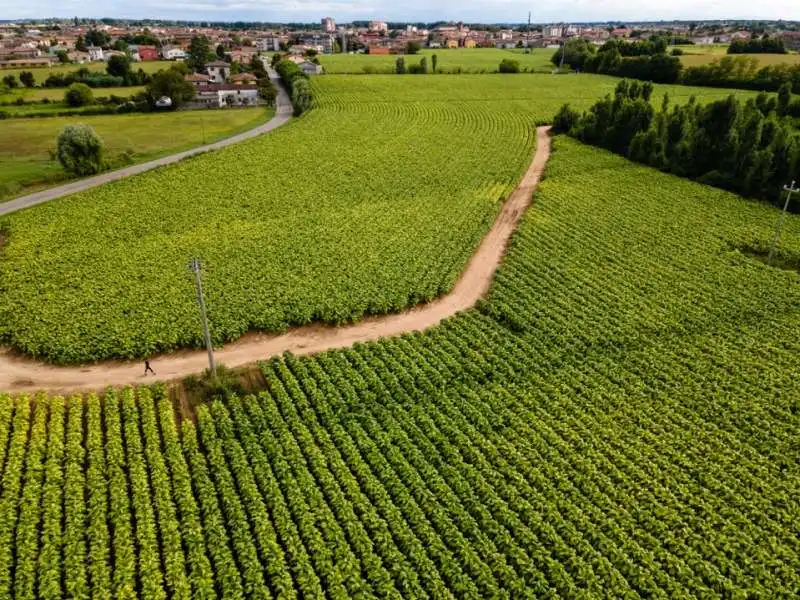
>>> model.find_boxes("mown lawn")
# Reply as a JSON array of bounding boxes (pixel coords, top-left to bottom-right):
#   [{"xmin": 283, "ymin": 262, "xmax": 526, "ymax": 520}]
[{"xmin": 0, "ymin": 107, "xmax": 273, "ymax": 201}]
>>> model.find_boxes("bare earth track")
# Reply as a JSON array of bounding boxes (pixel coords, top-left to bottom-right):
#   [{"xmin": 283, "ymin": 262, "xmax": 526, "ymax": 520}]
[{"xmin": 0, "ymin": 126, "xmax": 551, "ymax": 393}]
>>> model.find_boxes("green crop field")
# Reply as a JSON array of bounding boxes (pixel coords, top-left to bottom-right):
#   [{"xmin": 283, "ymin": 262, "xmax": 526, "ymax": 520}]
[
  {"xmin": 0, "ymin": 107, "xmax": 273, "ymax": 201},
  {"xmin": 680, "ymin": 52, "xmax": 800, "ymax": 67},
  {"xmin": 319, "ymin": 48, "xmax": 556, "ymax": 73},
  {"xmin": 0, "ymin": 59, "xmax": 174, "ymax": 85},
  {"xmin": 1, "ymin": 137, "xmax": 799, "ymax": 597},
  {"xmin": 0, "ymin": 74, "xmax": 759, "ymax": 364}
]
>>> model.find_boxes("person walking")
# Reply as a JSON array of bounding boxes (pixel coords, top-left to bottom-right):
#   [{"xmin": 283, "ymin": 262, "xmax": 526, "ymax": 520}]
[{"xmin": 144, "ymin": 359, "xmax": 155, "ymax": 376}]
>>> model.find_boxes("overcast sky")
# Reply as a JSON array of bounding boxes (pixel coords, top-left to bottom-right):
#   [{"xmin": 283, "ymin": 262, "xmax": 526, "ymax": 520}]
[{"xmin": 3, "ymin": 0, "xmax": 798, "ymax": 24}]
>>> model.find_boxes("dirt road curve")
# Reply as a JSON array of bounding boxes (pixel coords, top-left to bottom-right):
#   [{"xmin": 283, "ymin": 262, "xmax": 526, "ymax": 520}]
[
  {"xmin": 0, "ymin": 75, "xmax": 292, "ymax": 217},
  {"xmin": 0, "ymin": 126, "xmax": 552, "ymax": 393}
]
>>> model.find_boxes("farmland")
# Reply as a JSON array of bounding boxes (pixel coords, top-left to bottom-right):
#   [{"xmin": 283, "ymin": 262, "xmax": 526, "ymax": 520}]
[
  {"xmin": 319, "ymin": 48, "xmax": 556, "ymax": 73},
  {"xmin": 0, "ymin": 107, "xmax": 274, "ymax": 201},
  {"xmin": 1, "ymin": 137, "xmax": 799, "ymax": 597},
  {"xmin": 0, "ymin": 74, "xmax": 760, "ymax": 364},
  {"xmin": 0, "ymin": 59, "xmax": 174, "ymax": 85}
]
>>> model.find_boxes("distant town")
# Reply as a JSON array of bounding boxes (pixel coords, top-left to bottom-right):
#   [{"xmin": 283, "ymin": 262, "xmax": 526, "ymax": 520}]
[{"xmin": 1, "ymin": 18, "xmax": 799, "ymax": 69}]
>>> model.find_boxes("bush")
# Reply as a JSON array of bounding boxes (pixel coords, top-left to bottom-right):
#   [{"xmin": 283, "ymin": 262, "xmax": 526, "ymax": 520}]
[
  {"xmin": 182, "ymin": 364, "xmax": 245, "ymax": 402},
  {"xmin": 671, "ymin": 48, "xmax": 684, "ymax": 56},
  {"xmin": 64, "ymin": 83, "xmax": 94, "ymax": 107},
  {"xmin": 19, "ymin": 71, "xmax": 35, "ymax": 87},
  {"xmin": 56, "ymin": 124, "xmax": 104, "ymax": 176},
  {"xmin": 552, "ymin": 103, "xmax": 581, "ymax": 134},
  {"xmin": 2, "ymin": 74, "xmax": 18, "ymax": 89},
  {"xmin": 291, "ymin": 77, "xmax": 312, "ymax": 116},
  {"xmin": 498, "ymin": 59, "xmax": 521, "ymax": 73}
]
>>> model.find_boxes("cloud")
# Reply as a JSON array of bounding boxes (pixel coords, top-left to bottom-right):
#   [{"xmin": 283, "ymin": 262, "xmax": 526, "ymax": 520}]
[{"xmin": 4, "ymin": 0, "xmax": 798, "ymax": 22}]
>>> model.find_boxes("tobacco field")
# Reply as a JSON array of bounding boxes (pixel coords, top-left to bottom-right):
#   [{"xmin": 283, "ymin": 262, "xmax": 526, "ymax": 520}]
[
  {"xmin": 0, "ymin": 75, "xmax": 757, "ymax": 364},
  {"xmin": 0, "ymin": 138, "xmax": 798, "ymax": 598}
]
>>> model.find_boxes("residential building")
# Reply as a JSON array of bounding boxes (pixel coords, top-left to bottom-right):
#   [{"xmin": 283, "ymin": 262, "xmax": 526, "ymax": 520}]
[
  {"xmin": 161, "ymin": 45, "xmax": 187, "ymax": 60},
  {"xmin": 195, "ymin": 83, "xmax": 259, "ymax": 107},
  {"xmin": 322, "ymin": 17, "xmax": 336, "ymax": 33},
  {"xmin": 229, "ymin": 47, "xmax": 257, "ymax": 63},
  {"xmin": 206, "ymin": 60, "xmax": 230, "ymax": 83},
  {"xmin": 0, "ymin": 46, "xmax": 40, "ymax": 59},
  {"xmin": 231, "ymin": 72, "xmax": 258, "ymax": 83},
  {"xmin": 256, "ymin": 35, "xmax": 281, "ymax": 52},
  {"xmin": 185, "ymin": 72, "xmax": 211, "ymax": 86},
  {"xmin": 137, "ymin": 45, "xmax": 160, "ymax": 61},
  {"xmin": 87, "ymin": 46, "xmax": 105, "ymax": 61},
  {"xmin": 781, "ymin": 32, "xmax": 800, "ymax": 51},
  {"xmin": 463, "ymin": 39, "xmax": 477, "ymax": 48},
  {"xmin": 300, "ymin": 61, "xmax": 323, "ymax": 75},
  {"xmin": 368, "ymin": 21, "xmax": 388, "ymax": 33},
  {"xmin": 300, "ymin": 34, "xmax": 334, "ymax": 54},
  {"xmin": 544, "ymin": 26, "xmax": 564, "ymax": 39},
  {"xmin": 0, "ymin": 57, "xmax": 55, "ymax": 68},
  {"xmin": 67, "ymin": 50, "xmax": 90, "ymax": 63}
]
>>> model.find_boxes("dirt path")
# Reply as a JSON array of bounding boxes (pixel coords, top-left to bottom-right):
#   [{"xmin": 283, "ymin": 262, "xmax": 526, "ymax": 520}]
[
  {"xmin": 0, "ymin": 74, "xmax": 292, "ymax": 217},
  {"xmin": 0, "ymin": 126, "xmax": 551, "ymax": 393}
]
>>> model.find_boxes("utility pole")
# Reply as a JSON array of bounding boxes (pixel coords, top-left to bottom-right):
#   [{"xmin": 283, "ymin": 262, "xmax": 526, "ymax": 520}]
[
  {"xmin": 527, "ymin": 12, "xmax": 531, "ymax": 53},
  {"xmin": 188, "ymin": 258, "xmax": 216, "ymax": 376},
  {"xmin": 768, "ymin": 181, "xmax": 799, "ymax": 265}
]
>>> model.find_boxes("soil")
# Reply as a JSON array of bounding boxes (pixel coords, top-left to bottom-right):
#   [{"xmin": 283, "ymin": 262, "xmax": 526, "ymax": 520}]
[{"xmin": 0, "ymin": 126, "xmax": 552, "ymax": 394}]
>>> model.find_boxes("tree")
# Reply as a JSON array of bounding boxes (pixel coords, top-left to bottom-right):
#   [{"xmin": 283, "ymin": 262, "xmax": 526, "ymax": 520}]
[
  {"xmin": 106, "ymin": 54, "xmax": 132, "ymax": 80},
  {"xmin": 56, "ymin": 50, "xmax": 70, "ymax": 63},
  {"xmin": 257, "ymin": 77, "xmax": 277, "ymax": 105},
  {"xmin": 420, "ymin": 57, "xmax": 428, "ymax": 74},
  {"xmin": 216, "ymin": 44, "xmax": 226, "ymax": 59},
  {"xmin": 112, "ymin": 39, "xmax": 128, "ymax": 52},
  {"xmin": 187, "ymin": 35, "xmax": 213, "ymax": 73},
  {"xmin": 777, "ymin": 82, "xmax": 792, "ymax": 116},
  {"xmin": 64, "ymin": 83, "xmax": 94, "ymax": 107},
  {"xmin": 75, "ymin": 35, "xmax": 87, "ymax": 52},
  {"xmin": 56, "ymin": 124, "xmax": 104, "ymax": 176},
  {"xmin": 395, "ymin": 57, "xmax": 406, "ymax": 74},
  {"xmin": 432, "ymin": 54, "xmax": 438, "ymax": 73},
  {"xmin": 498, "ymin": 59, "xmax": 520, "ymax": 73},
  {"xmin": 19, "ymin": 71, "xmax": 35, "ymax": 87},
  {"xmin": 407, "ymin": 41, "xmax": 422, "ymax": 55},
  {"xmin": 84, "ymin": 29, "xmax": 110, "ymax": 48},
  {"xmin": 145, "ymin": 67, "xmax": 196, "ymax": 108},
  {"xmin": 2, "ymin": 74, "xmax": 18, "ymax": 89}
]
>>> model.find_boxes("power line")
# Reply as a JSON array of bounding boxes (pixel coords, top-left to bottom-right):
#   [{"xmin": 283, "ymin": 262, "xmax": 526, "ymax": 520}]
[
  {"xmin": 188, "ymin": 257, "xmax": 216, "ymax": 376},
  {"xmin": 767, "ymin": 180, "xmax": 799, "ymax": 265}
]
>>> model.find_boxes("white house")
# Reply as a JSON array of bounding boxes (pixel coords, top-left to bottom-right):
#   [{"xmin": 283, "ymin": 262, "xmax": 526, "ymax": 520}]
[
  {"xmin": 161, "ymin": 46, "xmax": 187, "ymax": 60},
  {"xmin": 87, "ymin": 46, "xmax": 105, "ymax": 61},
  {"xmin": 195, "ymin": 83, "xmax": 259, "ymax": 108},
  {"xmin": 206, "ymin": 60, "xmax": 231, "ymax": 83},
  {"xmin": 299, "ymin": 61, "xmax": 323, "ymax": 75}
]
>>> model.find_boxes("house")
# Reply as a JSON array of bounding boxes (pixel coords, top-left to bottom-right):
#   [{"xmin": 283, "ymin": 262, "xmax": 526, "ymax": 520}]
[
  {"xmin": 299, "ymin": 61, "xmax": 323, "ymax": 75},
  {"xmin": 462, "ymin": 39, "xmax": 477, "ymax": 49},
  {"xmin": 67, "ymin": 50, "xmax": 90, "ymax": 63},
  {"xmin": 137, "ymin": 45, "xmax": 159, "ymax": 61},
  {"xmin": 87, "ymin": 46, "xmax": 105, "ymax": 61},
  {"xmin": 185, "ymin": 72, "xmax": 211, "ymax": 87},
  {"xmin": 495, "ymin": 41, "xmax": 516, "ymax": 50},
  {"xmin": 446, "ymin": 39, "xmax": 459, "ymax": 49},
  {"xmin": 368, "ymin": 46, "xmax": 391, "ymax": 55},
  {"xmin": 161, "ymin": 45, "xmax": 187, "ymax": 60},
  {"xmin": 780, "ymin": 32, "xmax": 800, "ymax": 51},
  {"xmin": 195, "ymin": 83, "xmax": 259, "ymax": 108},
  {"xmin": 229, "ymin": 47, "xmax": 257, "ymax": 64},
  {"xmin": 0, "ymin": 57, "xmax": 55, "ymax": 68},
  {"xmin": 0, "ymin": 46, "xmax": 40, "ymax": 59},
  {"xmin": 231, "ymin": 72, "xmax": 258, "ymax": 83},
  {"xmin": 206, "ymin": 60, "xmax": 230, "ymax": 83}
]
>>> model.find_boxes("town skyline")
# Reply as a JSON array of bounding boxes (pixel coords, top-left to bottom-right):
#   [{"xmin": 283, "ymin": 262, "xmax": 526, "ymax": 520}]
[{"xmin": 2, "ymin": 0, "xmax": 798, "ymax": 24}]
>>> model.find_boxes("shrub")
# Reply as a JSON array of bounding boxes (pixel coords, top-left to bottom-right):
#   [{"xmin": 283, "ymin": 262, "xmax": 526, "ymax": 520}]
[
  {"xmin": 56, "ymin": 124, "xmax": 104, "ymax": 176},
  {"xmin": 19, "ymin": 71, "xmax": 35, "ymax": 87},
  {"xmin": 64, "ymin": 83, "xmax": 94, "ymax": 107},
  {"xmin": 498, "ymin": 59, "xmax": 521, "ymax": 74},
  {"xmin": 552, "ymin": 103, "xmax": 581, "ymax": 134}
]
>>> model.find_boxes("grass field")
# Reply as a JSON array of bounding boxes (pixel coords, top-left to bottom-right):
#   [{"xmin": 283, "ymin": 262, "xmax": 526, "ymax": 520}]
[
  {"xmin": 0, "ymin": 74, "xmax": 760, "ymax": 363},
  {"xmin": 0, "ymin": 59, "xmax": 173, "ymax": 85},
  {"xmin": 0, "ymin": 137, "xmax": 798, "ymax": 597},
  {"xmin": 0, "ymin": 107, "xmax": 273, "ymax": 201},
  {"xmin": 672, "ymin": 44, "xmax": 800, "ymax": 67},
  {"xmin": 0, "ymin": 86, "xmax": 145, "ymax": 107},
  {"xmin": 319, "ymin": 48, "xmax": 556, "ymax": 74}
]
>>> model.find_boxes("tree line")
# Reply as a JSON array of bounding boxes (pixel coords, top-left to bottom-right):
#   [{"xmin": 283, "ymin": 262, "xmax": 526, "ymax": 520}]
[
  {"xmin": 553, "ymin": 80, "xmax": 800, "ymax": 211},
  {"xmin": 554, "ymin": 38, "xmax": 800, "ymax": 93}
]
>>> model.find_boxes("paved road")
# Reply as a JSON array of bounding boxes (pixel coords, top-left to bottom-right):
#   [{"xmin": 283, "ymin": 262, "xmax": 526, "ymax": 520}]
[{"xmin": 0, "ymin": 74, "xmax": 292, "ymax": 217}]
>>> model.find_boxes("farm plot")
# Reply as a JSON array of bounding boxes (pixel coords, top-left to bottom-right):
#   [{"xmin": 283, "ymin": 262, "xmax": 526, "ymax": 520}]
[
  {"xmin": 0, "ymin": 75, "xmax": 759, "ymax": 363},
  {"xmin": 1, "ymin": 138, "xmax": 799, "ymax": 597},
  {"xmin": 319, "ymin": 48, "xmax": 555, "ymax": 74}
]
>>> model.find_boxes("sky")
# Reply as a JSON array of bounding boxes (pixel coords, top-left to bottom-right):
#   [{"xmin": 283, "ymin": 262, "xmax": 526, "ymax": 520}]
[{"xmin": 3, "ymin": 0, "xmax": 798, "ymax": 24}]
